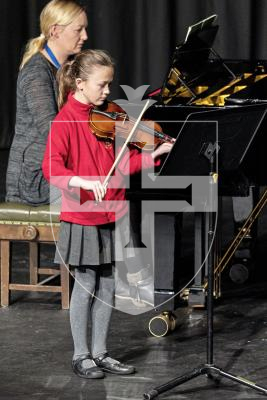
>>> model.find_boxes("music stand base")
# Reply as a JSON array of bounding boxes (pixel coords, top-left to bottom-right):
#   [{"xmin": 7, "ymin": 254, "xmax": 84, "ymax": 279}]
[{"xmin": 143, "ymin": 363, "xmax": 267, "ymax": 399}]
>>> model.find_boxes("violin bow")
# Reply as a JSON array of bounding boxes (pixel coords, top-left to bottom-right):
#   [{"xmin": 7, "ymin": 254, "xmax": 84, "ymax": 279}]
[{"xmin": 103, "ymin": 99, "xmax": 151, "ymax": 189}]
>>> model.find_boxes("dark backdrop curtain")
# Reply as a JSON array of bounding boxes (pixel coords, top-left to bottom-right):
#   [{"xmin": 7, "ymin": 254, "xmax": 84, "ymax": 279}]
[{"xmin": 1, "ymin": 0, "xmax": 267, "ymax": 148}]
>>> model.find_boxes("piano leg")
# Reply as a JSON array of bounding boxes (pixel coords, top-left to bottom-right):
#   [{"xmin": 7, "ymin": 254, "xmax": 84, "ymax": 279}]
[
  {"xmin": 149, "ymin": 212, "xmax": 182, "ymax": 337},
  {"xmin": 231, "ymin": 186, "xmax": 258, "ymax": 283},
  {"xmin": 188, "ymin": 212, "xmax": 206, "ymax": 307},
  {"xmin": 154, "ymin": 212, "xmax": 182, "ymax": 311}
]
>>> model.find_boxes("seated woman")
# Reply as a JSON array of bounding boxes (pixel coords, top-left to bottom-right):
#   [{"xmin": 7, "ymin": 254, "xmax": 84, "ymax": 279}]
[{"xmin": 6, "ymin": 0, "xmax": 88, "ymax": 205}]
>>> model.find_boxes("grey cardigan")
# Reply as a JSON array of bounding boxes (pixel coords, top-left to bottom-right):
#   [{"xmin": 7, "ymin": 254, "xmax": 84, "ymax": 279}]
[{"xmin": 6, "ymin": 52, "xmax": 58, "ymax": 205}]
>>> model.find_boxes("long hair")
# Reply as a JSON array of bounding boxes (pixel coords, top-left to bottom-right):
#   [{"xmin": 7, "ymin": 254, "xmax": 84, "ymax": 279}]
[
  {"xmin": 57, "ymin": 49, "xmax": 115, "ymax": 109},
  {"xmin": 20, "ymin": 0, "xmax": 85, "ymax": 70}
]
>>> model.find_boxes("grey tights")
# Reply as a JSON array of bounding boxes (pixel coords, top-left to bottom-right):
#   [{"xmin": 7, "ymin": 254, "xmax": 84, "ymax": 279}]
[{"xmin": 70, "ymin": 265, "xmax": 115, "ymax": 363}]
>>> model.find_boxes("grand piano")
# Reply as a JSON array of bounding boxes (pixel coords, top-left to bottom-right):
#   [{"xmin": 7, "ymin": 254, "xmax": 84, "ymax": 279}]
[{"xmin": 127, "ymin": 15, "xmax": 267, "ymax": 334}]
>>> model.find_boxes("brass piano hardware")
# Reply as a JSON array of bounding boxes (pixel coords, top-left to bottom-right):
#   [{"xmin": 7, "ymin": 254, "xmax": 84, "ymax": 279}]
[
  {"xmin": 163, "ymin": 88, "xmax": 191, "ymax": 104},
  {"xmin": 163, "ymin": 68, "xmax": 267, "ymax": 107},
  {"xmin": 148, "ymin": 311, "xmax": 177, "ymax": 337},
  {"xmin": 163, "ymin": 67, "xmax": 197, "ymax": 103},
  {"xmin": 204, "ymin": 187, "xmax": 267, "ymax": 297},
  {"xmin": 188, "ymin": 286, "xmax": 206, "ymax": 308},
  {"xmin": 193, "ymin": 76, "xmax": 246, "ymax": 106},
  {"xmin": 167, "ymin": 67, "xmax": 182, "ymax": 86},
  {"xmin": 194, "ymin": 85, "xmax": 209, "ymax": 95},
  {"xmin": 255, "ymin": 74, "xmax": 267, "ymax": 82},
  {"xmin": 180, "ymin": 288, "xmax": 189, "ymax": 301},
  {"xmin": 192, "ymin": 72, "xmax": 267, "ymax": 106}
]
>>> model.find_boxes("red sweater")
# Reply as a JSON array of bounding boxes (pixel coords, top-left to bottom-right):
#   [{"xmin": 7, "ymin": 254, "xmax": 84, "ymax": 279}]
[{"xmin": 42, "ymin": 93, "xmax": 159, "ymax": 225}]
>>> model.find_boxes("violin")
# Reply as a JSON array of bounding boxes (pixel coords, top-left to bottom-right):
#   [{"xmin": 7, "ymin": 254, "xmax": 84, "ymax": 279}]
[{"xmin": 88, "ymin": 101, "xmax": 175, "ymax": 151}]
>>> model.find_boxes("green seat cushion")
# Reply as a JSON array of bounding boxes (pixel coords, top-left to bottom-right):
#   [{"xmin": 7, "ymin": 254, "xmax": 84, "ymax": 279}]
[{"xmin": 0, "ymin": 202, "xmax": 60, "ymax": 224}]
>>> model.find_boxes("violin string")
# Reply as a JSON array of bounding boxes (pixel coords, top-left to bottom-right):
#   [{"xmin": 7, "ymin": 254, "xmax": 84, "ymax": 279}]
[{"xmin": 126, "ymin": 116, "xmax": 173, "ymax": 142}]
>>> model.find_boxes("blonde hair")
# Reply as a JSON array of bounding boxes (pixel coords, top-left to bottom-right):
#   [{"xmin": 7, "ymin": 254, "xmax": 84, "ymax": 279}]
[
  {"xmin": 57, "ymin": 49, "xmax": 115, "ymax": 109},
  {"xmin": 20, "ymin": 0, "xmax": 85, "ymax": 70}
]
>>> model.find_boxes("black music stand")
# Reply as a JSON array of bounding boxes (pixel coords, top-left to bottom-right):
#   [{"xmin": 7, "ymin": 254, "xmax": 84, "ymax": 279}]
[{"xmin": 144, "ymin": 105, "xmax": 267, "ymax": 399}]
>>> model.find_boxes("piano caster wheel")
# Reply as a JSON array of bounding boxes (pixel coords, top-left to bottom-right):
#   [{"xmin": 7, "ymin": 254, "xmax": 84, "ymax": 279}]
[{"xmin": 148, "ymin": 311, "xmax": 177, "ymax": 337}]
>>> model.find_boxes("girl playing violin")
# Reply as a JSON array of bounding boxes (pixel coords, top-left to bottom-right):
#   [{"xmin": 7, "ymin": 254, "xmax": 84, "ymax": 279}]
[{"xmin": 42, "ymin": 49, "xmax": 173, "ymax": 379}]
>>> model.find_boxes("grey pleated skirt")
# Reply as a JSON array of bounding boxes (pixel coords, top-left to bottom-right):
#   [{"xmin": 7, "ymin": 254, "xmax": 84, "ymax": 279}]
[{"xmin": 54, "ymin": 215, "xmax": 137, "ymax": 267}]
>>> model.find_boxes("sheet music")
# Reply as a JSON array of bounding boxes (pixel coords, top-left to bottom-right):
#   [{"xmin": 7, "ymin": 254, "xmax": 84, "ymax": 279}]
[{"xmin": 184, "ymin": 14, "xmax": 218, "ymax": 43}]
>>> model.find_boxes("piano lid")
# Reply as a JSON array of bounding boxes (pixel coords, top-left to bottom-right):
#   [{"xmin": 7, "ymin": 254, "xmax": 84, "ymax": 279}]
[{"xmin": 159, "ymin": 15, "xmax": 236, "ymax": 105}]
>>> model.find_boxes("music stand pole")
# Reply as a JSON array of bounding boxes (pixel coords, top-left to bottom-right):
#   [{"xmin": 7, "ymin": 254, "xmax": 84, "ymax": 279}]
[{"xmin": 143, "ymin": 144, "xmax": 267, "ymax": 400}]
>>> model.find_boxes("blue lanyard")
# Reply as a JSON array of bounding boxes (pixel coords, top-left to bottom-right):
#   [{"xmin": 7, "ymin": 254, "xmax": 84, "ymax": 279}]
[{"xmin": 44, "ymin": 43, "xmax": 61, "ymax": 69}]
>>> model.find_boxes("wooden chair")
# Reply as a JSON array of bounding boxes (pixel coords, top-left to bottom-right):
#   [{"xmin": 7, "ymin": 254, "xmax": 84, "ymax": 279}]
[{"xmin": 0, "ymin": 202, "xmax": 69, "ymax": 309}]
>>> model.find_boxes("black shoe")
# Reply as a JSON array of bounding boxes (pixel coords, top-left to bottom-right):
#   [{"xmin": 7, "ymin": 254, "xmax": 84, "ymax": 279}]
[
  {"xmin": 72, "ymin": 354, "xmax": 105, "ymax": 379},
  {"xmin": 94, "ymin": 353, "xmax": 136, "ymax": 375}
]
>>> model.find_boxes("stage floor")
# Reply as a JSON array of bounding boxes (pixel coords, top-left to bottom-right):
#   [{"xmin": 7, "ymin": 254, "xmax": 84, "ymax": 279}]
[{"xmin": 0, "ymin": 282, "xmax": 267, "ymax": 400}]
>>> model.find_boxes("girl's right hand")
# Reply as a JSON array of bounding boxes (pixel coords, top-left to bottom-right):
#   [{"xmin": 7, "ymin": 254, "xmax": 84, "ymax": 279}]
[
  {"xmin": 69, "ymin": 177, "xmax": 107, "ymax": 202},
  {"xmin": 81, "ymin": 179, "xmax": 107, "ymax": 203}
]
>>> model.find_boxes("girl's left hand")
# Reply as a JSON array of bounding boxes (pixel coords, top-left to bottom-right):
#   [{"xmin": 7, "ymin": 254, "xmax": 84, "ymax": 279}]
[{"xmin": 151, "ymin": 142, "xmax": 174, "ymax": 160}]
